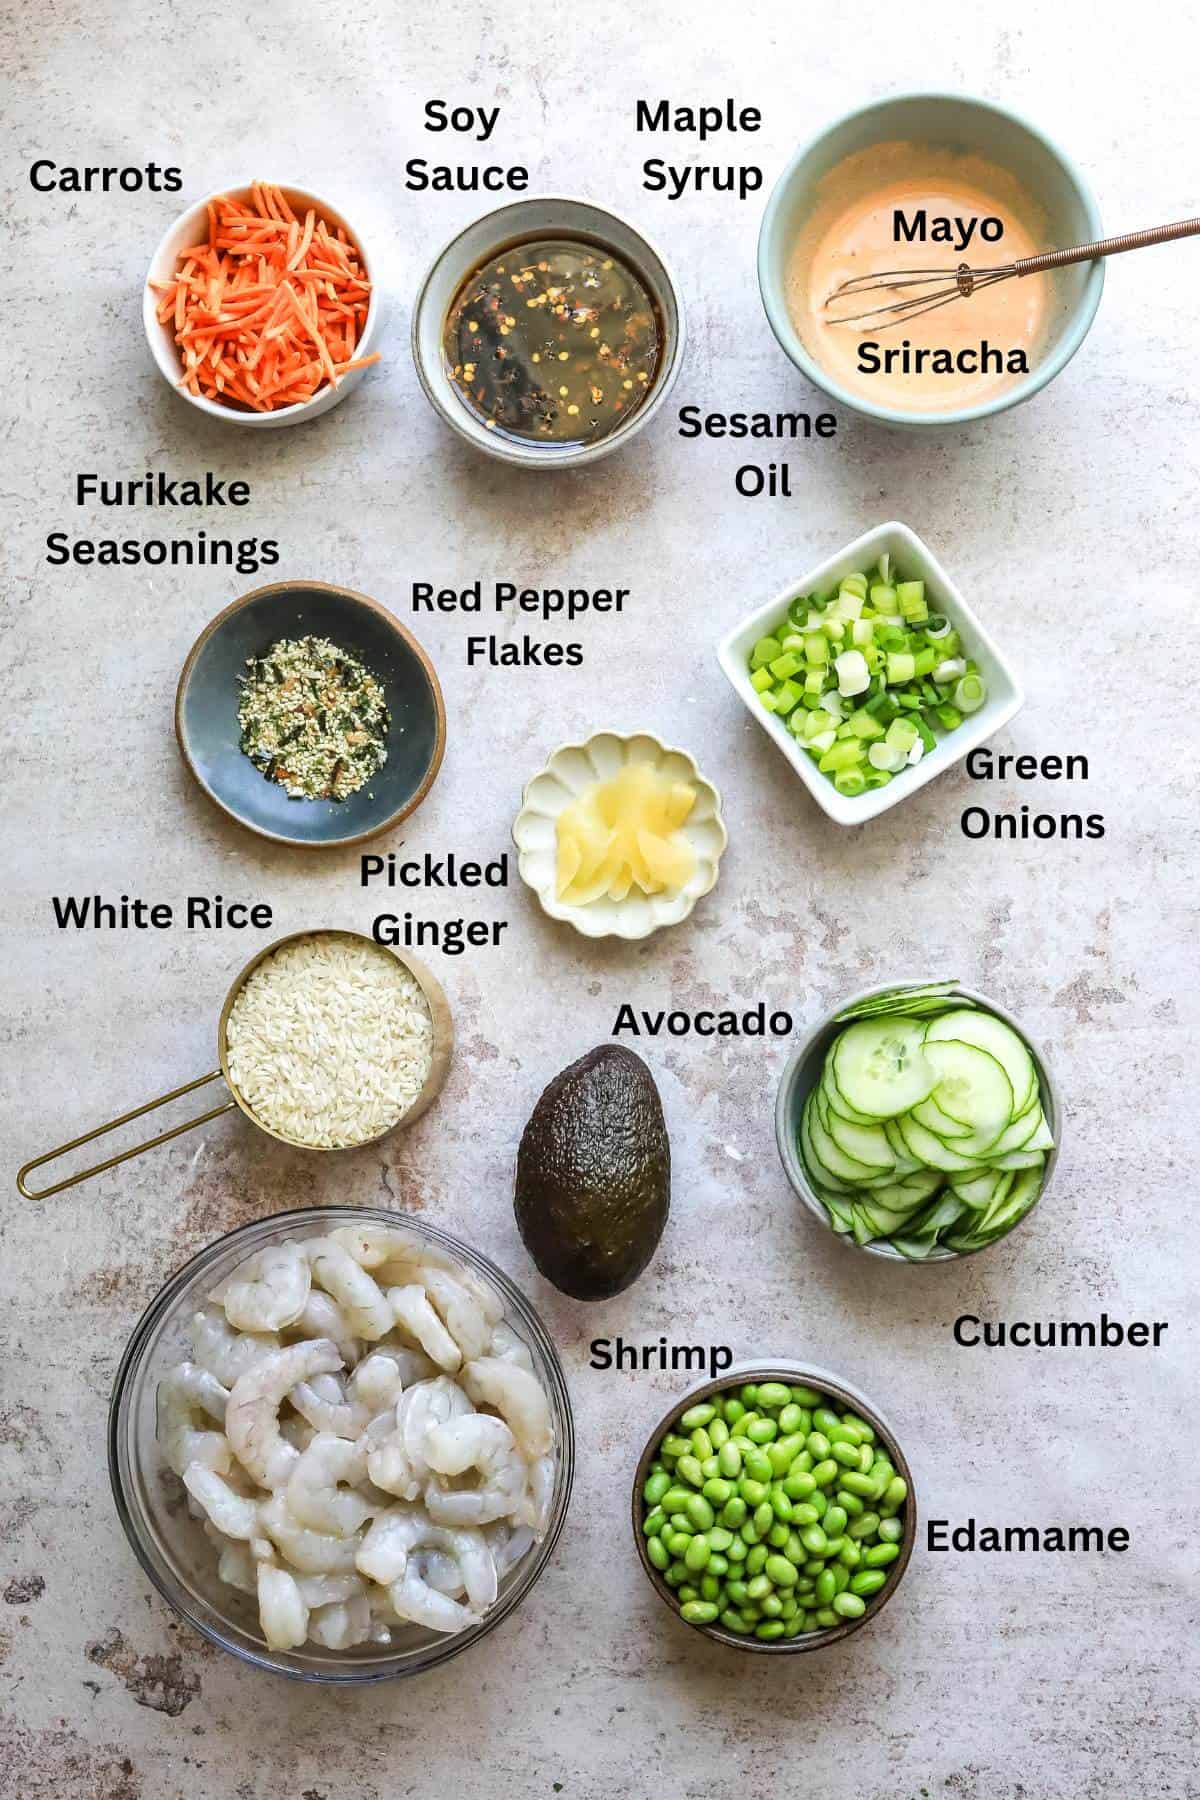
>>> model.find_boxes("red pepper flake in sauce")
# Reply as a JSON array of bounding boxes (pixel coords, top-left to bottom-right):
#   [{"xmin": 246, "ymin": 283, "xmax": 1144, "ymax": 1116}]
[{"xmin": 442, "ymin": 237, "xmax": 662, "ymax": 447}]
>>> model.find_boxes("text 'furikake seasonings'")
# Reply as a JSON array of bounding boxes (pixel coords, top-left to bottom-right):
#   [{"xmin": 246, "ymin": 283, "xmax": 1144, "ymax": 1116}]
[
  {"xmin": 442, "ymin": 236, "xmax": 662, "ymax": 448},
  {"xmin": 237, "ymin": 635, "xmax": 390, "ymax": 802}
]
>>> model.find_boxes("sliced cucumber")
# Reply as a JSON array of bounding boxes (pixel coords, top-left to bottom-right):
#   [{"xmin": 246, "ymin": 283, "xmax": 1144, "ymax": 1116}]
[
  {"xmin": 834, "ymin": 981, "xmax": 972, "ymax": 1023},
  {"xmin": 1022, "ymin": 1112, "xmax": 1055, "ymax": 1152},
  {"xmin": 989, "ymin": 1148, "xmax": 1047, "ymax": 1172},
  {"xmin": 820, "ymin": 1064, "xmax": 884, "ymax": 1127},
  {"xmin": 815, "ymin": 1092, "xmax": 896, "ymax": 1171},
  {"xmin": 893, "ymin": 1111, "xmax": 991, "ymax": 1174},
  {"xmin": 949, "ymin": 1169, "xmax": 1013, "ymax": 1212},
  {"xmin": 807, "ymin": 1101, "xmax": 880, "ymax": 1184},
  {"xmin": 911, "ymin": 1094, "xmax": 973, "ymax": 1140},
  {"xmin": 831, "ymin": 1017, "xmax": 934, "ymax": 1120},
  {"xmin": 923, "ymin": 1040, "xmax": 1013, "ymax": 1152},
  {"xmin": 982, "ymin": 1165, "xmax": 1043, "ymax": 1235},
  {"xmin": 987, "ymin": 1103, "xmax": 1043, "ymax": 1157},
  {"xmin": 925, "ymin": 1009, "xmax": 1037, "ymax": 1117}
]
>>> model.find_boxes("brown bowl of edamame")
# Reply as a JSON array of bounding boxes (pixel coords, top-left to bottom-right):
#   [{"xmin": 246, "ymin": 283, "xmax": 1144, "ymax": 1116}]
[{"xmin": 632, "ymin": 1362, "xmax": 916, "ymax": 1652}]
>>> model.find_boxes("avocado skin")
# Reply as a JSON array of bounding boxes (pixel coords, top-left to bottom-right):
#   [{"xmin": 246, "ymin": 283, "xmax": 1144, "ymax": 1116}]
[{"xmin": 515, "ymin": 1044, "xmax": 670, "ymax": 1301}]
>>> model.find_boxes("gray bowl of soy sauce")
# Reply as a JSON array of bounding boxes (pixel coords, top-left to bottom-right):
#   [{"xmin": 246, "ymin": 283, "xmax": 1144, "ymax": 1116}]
[
  {"xmin": 175, "ymin": 581, "xmax": 446, "ymax": 849},
  {"xmin": 411, "ymin": 196, "xmax": 685, "ymax": 467}
]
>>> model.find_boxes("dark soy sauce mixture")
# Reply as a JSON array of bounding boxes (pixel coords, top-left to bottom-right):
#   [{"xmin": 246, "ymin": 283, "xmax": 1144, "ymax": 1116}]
[{"xmin": 443, "ymin": 236, "xmax": 663, "ymax": 447}]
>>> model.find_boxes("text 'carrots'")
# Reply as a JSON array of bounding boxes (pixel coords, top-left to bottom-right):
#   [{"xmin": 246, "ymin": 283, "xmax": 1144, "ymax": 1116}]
[{"xmin": 150, "ymin": 184, "xmax": 380, "ymax": 413}]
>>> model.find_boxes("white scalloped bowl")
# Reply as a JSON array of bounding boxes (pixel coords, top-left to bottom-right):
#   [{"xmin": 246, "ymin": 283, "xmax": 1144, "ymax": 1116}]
[{"xmin": 512, "ymin": 732, "xmax": 728, "ymax": 940}]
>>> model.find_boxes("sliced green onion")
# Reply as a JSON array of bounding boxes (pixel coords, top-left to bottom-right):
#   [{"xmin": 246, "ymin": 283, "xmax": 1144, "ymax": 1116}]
[
  {"xmin": 868, "ymin": 742, "xmax": 905, "ymax": 773},
  {"xmin": 750, "ymin": 636, "xmax": 781, "ymax": 670},
  {"xmin": 954, "ymin": 674, "xmax": 986, "ymax": 714},
  {"xmin": 834, "ymin": 769, "xmax": 868, "ymax": 797}
]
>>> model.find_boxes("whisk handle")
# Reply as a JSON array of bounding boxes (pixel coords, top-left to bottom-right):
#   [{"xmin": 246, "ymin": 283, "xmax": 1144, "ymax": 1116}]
[{"xmin": 1013, "ymin": 217, "xmax": 1200, "ymax": 276}]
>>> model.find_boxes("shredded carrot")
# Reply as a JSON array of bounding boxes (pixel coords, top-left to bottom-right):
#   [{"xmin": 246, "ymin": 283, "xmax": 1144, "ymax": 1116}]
[{"xmin": 152, "ymin": 183, "xmax": 378, "ymax": 412}]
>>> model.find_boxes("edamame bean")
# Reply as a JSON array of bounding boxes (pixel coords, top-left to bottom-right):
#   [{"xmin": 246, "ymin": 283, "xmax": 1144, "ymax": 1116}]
[
  {"xmin": 809, "ymin": 1489, "xmax": 828, "ymax": 1517},
  {"xmin": 831, "ymin": 1441, "xmax": 861, "ymax": 1469},
  {"xmin": 744, "ymin": 1449, "xmax": 773, "ymax": 1484},
  {"xmin": 684, "ymin": 1537, "xmax": 711, "ymax": 1572},
  {"xmin": 779, "ymin": 1595, "xmax": 799, "ymax": 1621},
  {"xmin": 701, "ymin": 1455, "xmax": 720, "ymax": 1480},
  {"xmin": 721, "ymin": 1609, "xmax": 748, "ymax": 1632},
  {"xmin": 765, "ymin": 1554, "xmax": 798, "ymax": 1588},
  {"xmin": 753, "ymin": 1501, "xmax": 774, "ymax": 1537},
  {"xmin": 783, "ymin": 1470, "xmax": 817, "ymax": 1501},
  {"xmin": 769, "ymin": 1434, "xmax": 805, "ymax": 1474},
  {"xmin": 685, "ymin": 1494, "xmax": 715, "ymax": 1532},
  {"xmin": 644, "ymin": 1471, "xmax": 670, "ymax": 1506},
  {"xmin": 858, "ymin": 1444, "xmax": 875, "ymax": 1475},
  {"xmin": 680, "ymin": 1403, "xmax": 716, "ymax": 1430},
  {"xmin": 807, "ymin": 1431, "xmax": 830, "ymax": 1460},
  {"xmin": 661, "ymin": 1434, "xmax": 690, "ymax": 1459},
  {"xmin": 847, "ymin": 1512, "xmax": 880, "ymax": 1540},
  {"xmin": 702, "ymin": 1478, "xmax": 733, "ymax": 1507},
  {"xmin": 850, "ymin": 1569, "xmax": 888, "ymax": 1597},
  {"xmin": 839, "ymin": 1470, "xmax": 879, "ymax": 1499},
  {"xmin": 823, "ymin": 1505, "xmax": 848, "ymax": 1538},
  {"xmin": 756, "ymin": 1620, "xmax": 786, "ymax": 1640},
  {"xmin": 838, "ymin": 1540, "xmax": 862, "ymax": 1569},
  {"xmin": 707, "ymin": 1526, "xmax": 734, "ymax": 1553},
  {"xmin": 770, "ymin": 1487, "xmax": 794, "ymax": 1522},
  {"xmin": 800, "ymin": 1524, "xmax": 828, "ymax": 1555},
  {"xmin": 791, "ymin": 1503, "xmax": 820, "ymax": 1528},
  {"xmin": 790, "ymin": 1385, "xmax": 823, "ymax": 1407},
  {"xmin": 708, "ymin": 1417, "xmax": 730, "ymax": 1450},
  {"xmin": 678, "ymin": 1584, "xmax": 699, "ymax": 1604},
  {"xmin": 884, "ymin": 1477, "xmax": 908, "ymax": 1508},
  {"xmin": 823, "ymin": 1536, "xmax": 848, "ymax": 1559},
  {"xmin": 726, "ymin": 1536, "xmax": 747, "ymax": 1563},
  {"xmin": 879, "ymin": 1517, "xmax": 904, "ymax": 1543},
  {"xmin": 740, "ymin": 1384, "xmax": 759, "ymax": 1406},
  {"xmin": 708, "ymin": 1553, "xmax": 729, "ymax": 1578},
  {"xmin": 700, "ymin": 1574, "xmax": 721, "ymax": 1602},
  {"xmin": 643, "ymin": 1507, "xmax": 665, "ymax": 1537},
  {"xmin": 843, "ymin": 1414, "xmax": 875, "ymax": 1444},
  {"xmin": 721, "ymin": 1496, "xmax": 747, "ymax": 1529},
  {"xmin": 832, "ymin": 1592, "xmax": 866, "ymax": 1619},
  {"xmin": 745, "ymin": 1545, "xmax": 768, "ymax": 1576},
  {"xmin": 665, "ymin": 1562, "xmax": 686, "ymax": 1587},
  {"xmin": 740, "ymin": 1519, "xmax": 761, "ymax": 1546},
  {"xmin": 681, "ymin": 1599, "xmax": 719, "ymax": 1624},
  {"xmin": 814, "ymin": 1606, "xmax": 837, "ymax": 1628},
  {"xmin": 718, "ymin": 1443, "xmax": 742, "ymax": 1479},
  {"xmin": 865, "ymin": 1542, "xmax": 900, "ymax": 1567},
  {"xmin": 723, "ymin": 1397, "xmax": 745, "ymax": 1424},
  {"xmin": 740, "ymin": 1477, "xmax": 768, "ymax": 1507},
  {"xmin": 767, "ymin": 1523, "xmax": 789, "ymax": 1550},
  {"xmin": 676, "ymin": 1455, "xmax": 704, "ymax": 1488},
  {"xmin": 647, "ymin": 1536, "xmax": 670, "ymax": 1571},
  {"xmin": 691, "ymin": 1428, "xmax": 714, "ymax": 1461},
  {"xmin": 815, "ymin": 1567, "xmax": 837, "ymax": 1605},
  {"xmin": 830, "ymin": 1562, "xmax": 850, "ymax": 1596},
  {"xmin": 745, "ymin": 1573, "xmax": 773, "ymax": 1602},
  {"xmin": 760, "ymin": 1593, "xmax": 784, "ymax": 1618},
  {"xmin": 662, "ymin": 1486, "xmax": 693, "ymax": 1514},
  {"xmin": 812, "ymin": 1407, "xmax": 840, "ymax": 1436},
  {"xmin": 812, "ymin": 1459, "xmax": 839, "ymax": 1489},
  {"xmin": 756, "ymin": 1382, "xmax": 791, "ymax": 1410},
  {"xmin": 837, "ymin": 1488, "xmax": 864, "ymax": 1517},
  {"xmin": 746, "ymin": 1418, "xmax": 778, "ymax": 1444},
  {"xmin": 726, "ymin": 1579, "xmax": 750, "ymax": 1606},
  {"xmin": 785, "ymin": 1532, "xmax": 805, "ymax": 1563},
  {"xmin": 665, "ymin": 1529, "xmax": 692, "ymax": 1557}
]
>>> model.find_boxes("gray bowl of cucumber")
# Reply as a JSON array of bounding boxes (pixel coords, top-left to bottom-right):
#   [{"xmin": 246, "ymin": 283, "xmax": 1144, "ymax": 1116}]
[{"xmin": 776, "ymin": 981, "xmax": 1060, "ymax": 1262}]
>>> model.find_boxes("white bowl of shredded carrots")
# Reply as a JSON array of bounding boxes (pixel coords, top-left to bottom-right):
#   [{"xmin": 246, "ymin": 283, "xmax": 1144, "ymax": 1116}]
[{"xmin": 144, "ymin": 181, "xmax": 381, "ymax": 426}]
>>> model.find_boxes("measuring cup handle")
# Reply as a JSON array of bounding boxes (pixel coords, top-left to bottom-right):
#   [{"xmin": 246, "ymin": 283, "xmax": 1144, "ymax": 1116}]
[{"xmin": 16, "ymin": 1071, "xmax": 236, "ymax": 1199}]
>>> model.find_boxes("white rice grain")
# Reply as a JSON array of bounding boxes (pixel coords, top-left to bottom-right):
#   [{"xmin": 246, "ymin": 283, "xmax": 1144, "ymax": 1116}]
[{"xmin": 225, "ymin": 933, "xmax": 434, "ymax": 1148}]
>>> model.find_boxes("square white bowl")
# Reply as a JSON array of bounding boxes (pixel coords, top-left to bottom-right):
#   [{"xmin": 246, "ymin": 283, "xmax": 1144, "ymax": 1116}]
[{"xmin": 715, "ymin": 521, "xmax": 1024, "ymax": 825}]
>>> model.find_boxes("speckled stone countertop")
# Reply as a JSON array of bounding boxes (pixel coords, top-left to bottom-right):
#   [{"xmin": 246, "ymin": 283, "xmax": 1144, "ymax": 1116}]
[{"xmin": 2, "ymin": 2, "xmax": 1198, "ymax": 1796}]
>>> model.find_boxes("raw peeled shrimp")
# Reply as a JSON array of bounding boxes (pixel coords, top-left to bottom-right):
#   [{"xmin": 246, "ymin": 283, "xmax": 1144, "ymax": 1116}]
[
  {"xmin": 462, "ymin": 1357, "xmax": 553, "ymax": 1459},
  {"xmin": 357, "ymin": 1507, "xmax": 497, "ymax": 1613},
  {"xmin": 257, "ymin": 1563, "xmax": 309, "ymax": 1651},
  {"xmin": 291, "ymin": 1354, "xmax": 401, "ymax": 1440},
  {"xmin": 331, "ymin": 1222, "xmax": 458, "ymax": 1275},
  {"xmin": 490, "ymin": 1521, "xmax": 537, "ymax": 1578},
  {"xmin": 398, "ymin": 1376, "xmax": 472, "ymax": 1474},
  {"xmin": 306, "ymin": 1240, "xmax": 393, "ymax": 1341},
  {"xmin": 226, "ymin": 1339, "xmax": 342, "ymax": 1488},
  {"xmin": 182, "ymin": 1463, "xmax": 261, "ymax": 1539},
  {"xmin": 521, "ymin": 1453, "xmax": 556, "ymax": 1536},
  {"xmin": 222, "ymin": 1242, "xmax": 310, "ymax": 1333},
  {"xmin": 190, "ymin": 1306, "xmax": 280, "ymax": 1386},
  {"xmin": 309, "ymin": 1593, "xmax": 373, "ymax": 1649},
  {"xmin": 217, "ymin": 1539, "xmax": 258, "ymax": 1596},
  {"xmin": 258, "ymin": 1493, "xmax": 364, "ymax": 1575},
  {"xmin": 420, "ymin": 1268, "xmax": 490, "ymax": 1362},
  {"xmin": 157, "ymin": 1363, "xmax": 232, "ymax": 1477},
  {"xmin": 423, "ymin": 1414, "xmax": 527, "ymax": 1527},
  {"xmin": 363, "ymin": 1409, "xmax": 421, "ymax": 1502},
  {"xmin": 390, "ymin": 1284, "xmax": 462, "ymax": 1371},
  {"xmin": 390, "ymin": 1566, "xmax": 480, "ymax": 1636},
  {"xmin": 286, "ymin": 1433, "xmax": 375, "ymax": 1537},
  {"xmin": 290, "ymin": 1290, "xmax": 361, "ymax": 1367},
  {"xmin": 295, "ymin": 1571, "xmax": 367, "ymax": 1608},
  {"xmin": 487, "ymin": 1320, "xmax": 534, "ymax": 1372}
]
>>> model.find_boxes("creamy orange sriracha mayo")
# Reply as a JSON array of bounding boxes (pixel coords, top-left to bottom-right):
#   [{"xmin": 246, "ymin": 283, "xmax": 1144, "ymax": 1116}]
[{"xmin": 786, "ymin": 142, "xmax": 1052, "ymax": 413}]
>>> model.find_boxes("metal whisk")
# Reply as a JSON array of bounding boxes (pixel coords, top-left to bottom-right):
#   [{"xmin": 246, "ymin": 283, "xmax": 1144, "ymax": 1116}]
[{"xmin": 824, "ymin": 216, "xmax": 1200, "ymax": 330}]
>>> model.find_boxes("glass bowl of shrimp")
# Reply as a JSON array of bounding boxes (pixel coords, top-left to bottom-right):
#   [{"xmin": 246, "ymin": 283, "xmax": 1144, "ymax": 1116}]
[{"xmin": 108, "ymin": 1206, "xmax": 575, "ymax": 1682}]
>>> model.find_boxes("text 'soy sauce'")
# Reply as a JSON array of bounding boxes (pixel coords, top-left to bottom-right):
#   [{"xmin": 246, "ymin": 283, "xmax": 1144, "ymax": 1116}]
[{"xmin": 787, "ymin": 142, "xmax": 1053, "ymax": 413}]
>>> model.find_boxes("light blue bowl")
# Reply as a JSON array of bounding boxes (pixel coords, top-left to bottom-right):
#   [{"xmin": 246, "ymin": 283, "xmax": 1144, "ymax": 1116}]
[{"xmin": 758, "ymin": 92, "xmax": 1105, "ymax": 429}]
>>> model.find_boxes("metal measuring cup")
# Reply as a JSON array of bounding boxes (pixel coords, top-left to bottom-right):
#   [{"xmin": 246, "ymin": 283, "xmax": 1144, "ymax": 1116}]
[{"xmin": 16, "ymin": 930, "xmax": 453, "ymax": 1199}]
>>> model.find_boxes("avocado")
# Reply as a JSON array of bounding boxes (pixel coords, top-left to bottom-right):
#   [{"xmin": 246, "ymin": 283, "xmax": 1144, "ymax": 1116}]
[{"xmin": 515, "ymin": 1043, "xmax": 670, "ymax": 1301}]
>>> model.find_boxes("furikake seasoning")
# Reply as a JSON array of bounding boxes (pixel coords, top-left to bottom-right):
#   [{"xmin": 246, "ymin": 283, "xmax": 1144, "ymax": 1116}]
[
  {"xmin": 442, "ymin": 235, "xmax": 662, "ymax": 447},
  {"xmin": 237, "ymin": 636, "xmax": 390, "ymax": 802}
]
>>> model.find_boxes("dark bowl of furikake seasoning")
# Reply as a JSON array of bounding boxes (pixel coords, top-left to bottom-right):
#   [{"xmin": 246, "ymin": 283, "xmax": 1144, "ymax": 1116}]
[
  {"xmin": 633, "ymin": 1362, "xmax": 916, "ymax": 1653},
  {"xmin": 176, "ymin": 582, "xmax": 446, "ymax": 848}
]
